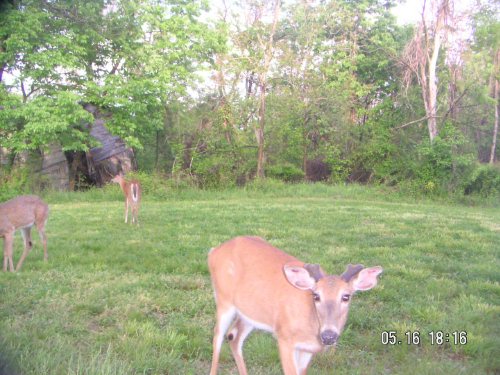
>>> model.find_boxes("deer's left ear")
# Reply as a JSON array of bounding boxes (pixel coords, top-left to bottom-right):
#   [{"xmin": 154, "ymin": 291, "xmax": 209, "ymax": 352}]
[
  {"xmin": 351, "ymin": 266, "xmax": 383, "ymax": 291},
  {"xmin": 283, "ymin": 264, "xmax": 317, "ymax": 291}
]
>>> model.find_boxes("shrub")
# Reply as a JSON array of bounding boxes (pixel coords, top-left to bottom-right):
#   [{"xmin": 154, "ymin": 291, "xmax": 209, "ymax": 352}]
[
  {"xmin": 305, "ymin": 158, "xmax": 334, "ymax": 182},
  {"xmin": 373, "ymin": 123, "xmax": 475, "ymax": 196},
  {"xmin": 463, "ymin": 164, "xmax": 500, "ymax": 197},
  {"xmin": 244, "ymin": 177, "xmax": 287, "ymax": 192},
  {"xmin": 0, "ymin": 166, "xmax": 38, "ymax": 201},
  {"xmin": 192, "ymin": 154, "xmax": 238, "ymax": 189},
  {"xmin": 266, "ymin": 164, "xmax": 305, "ymax": 182}
]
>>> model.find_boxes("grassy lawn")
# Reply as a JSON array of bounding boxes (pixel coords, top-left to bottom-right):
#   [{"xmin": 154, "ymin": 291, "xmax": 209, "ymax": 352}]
[{"xmin": 0, "ymin": 184, "xmax": 498, "ymax": 374}]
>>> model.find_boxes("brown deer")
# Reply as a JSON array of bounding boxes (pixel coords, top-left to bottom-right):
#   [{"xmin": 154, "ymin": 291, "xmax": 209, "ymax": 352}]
[
  {"xmin": 0, "ymin": 195, "xmax": 49, "ymax": 272},
  {"xmin": 208, "ymin": 236, "xmax": 383, "ymax": 375},
  {"xmin": 111, "ymin": 173, "xmax": 141, "ymax": 224}
]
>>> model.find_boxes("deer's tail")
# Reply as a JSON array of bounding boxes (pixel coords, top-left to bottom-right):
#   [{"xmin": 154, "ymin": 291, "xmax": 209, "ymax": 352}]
[{"xmin": 131, "ymin": 183, "xmax": 139, "ymax": 203}]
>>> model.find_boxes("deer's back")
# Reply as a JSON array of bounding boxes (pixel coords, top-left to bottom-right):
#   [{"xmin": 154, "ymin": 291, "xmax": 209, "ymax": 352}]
[
  {"xmin": 0, "ymin": 195, "xmax": 48, "ymax": 228},
  {"xmin": 208, "ymin": 236, "xmax": 307, "ymax": 326}
]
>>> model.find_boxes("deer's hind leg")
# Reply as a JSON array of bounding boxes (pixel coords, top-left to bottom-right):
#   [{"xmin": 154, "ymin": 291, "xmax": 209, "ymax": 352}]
[
  {"xmin": 227, "ymin": 316, "xmax": 254, "ymax": 375},
  {"xmin": 16, "ymin": 226, "xmax": 33, "ymax": 271},
  {"xmin": 210, "ymin": 304, "xmax": 236, "ymax": 375},
  {"xmin": 124, "ymin": 199, "xmax": 129, "ymax": 223}
]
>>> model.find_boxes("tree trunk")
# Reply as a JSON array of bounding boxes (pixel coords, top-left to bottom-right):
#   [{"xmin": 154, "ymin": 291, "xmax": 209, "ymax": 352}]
[
  {"xmin": 256, "ymin": 81, "xmax": 266, "ymax": 178},
  {"xmin": 425, "ymin": 1, "xmax": 445, "ymax": 143},
  {"xmin": 448, "ymin": 66, "xmax": 460, "ymax": 121},
  {"xmin": 427, "ymin": 45, "xmax": 441, "ymax": 142},
  {"xmin": 490, "ymin": 77, "xmax": 499, "ymax": 164},
  {"xmin": 154, "ymin": 130, "xmax": 160, "ymax": 171},
  {"xmin": 402, "ymin": 0, "xmax": 450, "ymax": 144},
  {"xmin": 302, "ymin": 110, "xmax": 310, "ymax": 177},
  {"xmin": 254, "ymin": 0, "xmax": 280, "ymax": 179}
]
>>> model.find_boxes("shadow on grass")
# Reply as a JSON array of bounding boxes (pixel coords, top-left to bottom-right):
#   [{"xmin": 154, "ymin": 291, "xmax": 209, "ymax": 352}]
[{"xmin": 0, "ymin": 347, "xmax": 19, "ymax": 375}]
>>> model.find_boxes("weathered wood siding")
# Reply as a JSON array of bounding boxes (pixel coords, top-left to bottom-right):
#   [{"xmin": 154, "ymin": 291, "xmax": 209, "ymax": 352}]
[
  {"xmin": 38, "ymin": 104, "xmax": 136, "ymax": 190},
  {"xmin": 41, "ymin": 144, "xmax": 69, "ymax": 191}
]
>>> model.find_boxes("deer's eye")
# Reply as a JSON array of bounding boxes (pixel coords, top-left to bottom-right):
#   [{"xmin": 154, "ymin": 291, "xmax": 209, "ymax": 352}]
[
  {"xmin": 342, "ymin": 294, "xmax": 351, "ymax": 302},
  {"xmin": 312, "ymin": 293, "xmax": 321, "ymax": 302}
]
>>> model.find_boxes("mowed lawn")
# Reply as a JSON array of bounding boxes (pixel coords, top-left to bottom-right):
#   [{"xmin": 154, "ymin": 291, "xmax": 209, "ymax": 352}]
[{"xmin": 0, "ymin": 185, "xmax": 498, "ymax": 375}]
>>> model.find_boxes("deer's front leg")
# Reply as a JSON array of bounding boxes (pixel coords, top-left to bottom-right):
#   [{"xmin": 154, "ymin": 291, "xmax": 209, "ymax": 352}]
[
  {"xmin": 3, "ymin": 231, "xmax": 14, "ymax": 272},
  {"xmin": 278, "ymin": 339, "xmax": 301, "ymax": 375},
  {"xmin": 295, "ymin": 349, "xmax": 314, "ymax": 375}
]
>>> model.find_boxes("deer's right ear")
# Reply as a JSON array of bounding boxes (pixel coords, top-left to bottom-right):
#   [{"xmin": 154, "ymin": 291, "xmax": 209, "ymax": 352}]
[{"xmin": 283, "ymin": 264, "xmax": 316, "ymax": 291}]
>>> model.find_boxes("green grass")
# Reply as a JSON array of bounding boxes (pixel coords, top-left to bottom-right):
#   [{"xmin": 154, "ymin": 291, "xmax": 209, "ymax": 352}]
[{"xmin": 0, "ymin": 184, "xmax": 499, "ymax": 374}]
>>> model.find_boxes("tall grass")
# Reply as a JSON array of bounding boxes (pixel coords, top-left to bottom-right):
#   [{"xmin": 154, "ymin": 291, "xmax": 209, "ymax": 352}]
[{"xmin": 0, "ymin": 184, "xmax": 498, "ymax": 374}]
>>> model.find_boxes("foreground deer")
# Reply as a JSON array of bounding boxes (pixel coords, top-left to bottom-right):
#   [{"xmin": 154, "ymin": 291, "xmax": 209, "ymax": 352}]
[
  {"xmin": 111, "ymin": 173, "xmax": 141, "ymax": 224},
  {"xmin": 208, "ymin": 236, "xmax": 383, "ymax": 375},
  {"xmin": 0, "ymin": 195, "xmax": 49, "ymax": 272}
]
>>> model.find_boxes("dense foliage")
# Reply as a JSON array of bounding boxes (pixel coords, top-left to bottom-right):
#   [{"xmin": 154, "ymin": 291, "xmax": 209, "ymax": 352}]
[{"xmin": 0, "ymin": 0, "xmax": 499, "ymax": 198}]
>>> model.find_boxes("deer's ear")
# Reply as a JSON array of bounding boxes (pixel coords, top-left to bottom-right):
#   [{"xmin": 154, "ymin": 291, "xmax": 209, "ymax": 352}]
[
  {"xmin": 283, "ymin": 264, "xmax": 316, "ymax": 291},
  {"xmin": 351, "ymin": 266, "xmax": 383, "ymax": 291}
]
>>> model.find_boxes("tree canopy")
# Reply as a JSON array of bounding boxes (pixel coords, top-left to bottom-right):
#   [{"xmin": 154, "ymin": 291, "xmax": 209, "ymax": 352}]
[{"xmin": 1, "ymin": 0, "xmax": 499, "ymax": 197}]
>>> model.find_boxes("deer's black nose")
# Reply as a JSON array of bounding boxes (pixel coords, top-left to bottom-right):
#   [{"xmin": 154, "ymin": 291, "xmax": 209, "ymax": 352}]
[{"xmin": 320, "ymin": 330, "xmax": 338, "ymax": 345}]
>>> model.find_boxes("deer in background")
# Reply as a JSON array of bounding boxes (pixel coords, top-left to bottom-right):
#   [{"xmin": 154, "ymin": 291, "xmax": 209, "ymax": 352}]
[
  {"xmin": 0, "ymin": 195, "xmax": 49, "ymax": 272},
  {"xmin": 111, "ymin": 172, "xmax": 141, "ymax": 224},
  {"xmin": 208, "ymin": 236, "xmax": 383, "ymax": 375}
]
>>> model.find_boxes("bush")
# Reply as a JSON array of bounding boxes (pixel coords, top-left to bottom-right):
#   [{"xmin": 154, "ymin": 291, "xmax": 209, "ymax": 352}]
[
  {"xmin": 305, "ymin": 158, "xmax": 334, "ymax": 182},
  {"xmin": 125, "ymin": 171, "xmax": 165, "ymax": 194},
  {"xmin": 463, "ymin": 164, "xmax": 500, "ymax": 197},
  {"xmin": 266, "ymin": 164, "xmax": 304, "ymax": 182},
  {"xmin": 372, "ymin": 123, "xmax": 475, "ymax": 196},
  {"xmin": 0, "ymin": 166, "xmax": 40, "ymax": 201},
  {"xmin": 244, "ymin": 177, "xmax": 287, "ymax": 193},
  {"xmin": 192, "ymin": 154, "xmax": 238, "ymax": 189}
]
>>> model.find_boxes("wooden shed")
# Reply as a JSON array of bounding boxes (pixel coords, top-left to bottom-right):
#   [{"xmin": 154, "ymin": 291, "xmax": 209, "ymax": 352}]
[
  {"xmin": 87, "ymin": 118, "xmax": 136, "ymax": 186},
  {"xmin": 39, "ymin": 104, "xmax": 137, "ymax": 190},
  {"xmin": 41, "ymin": 144, "xmax": 70, "ymax": 191}
]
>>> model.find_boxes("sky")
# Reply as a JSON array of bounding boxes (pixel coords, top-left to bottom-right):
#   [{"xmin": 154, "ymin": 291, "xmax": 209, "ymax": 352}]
[
  {"xmin": 391, "ymin": 0, "xmax": 480, "ymax": 26},
  {"xmin": 392, "ymin": 0, "xmax": 423, "ymax": 25}
]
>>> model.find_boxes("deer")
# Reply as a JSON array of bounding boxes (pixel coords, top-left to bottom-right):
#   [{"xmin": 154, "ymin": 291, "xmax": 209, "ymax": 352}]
[
  {"xmin": 208, "ymin": 236, "xmax": 383, "ymax": 375},
  {"xmin": 0, "ymin": 195, "xmax": 49, "ymax": 272},
  {"xmin": 111, "ymin": 172, "xmax": 141, "ymax": 224}
]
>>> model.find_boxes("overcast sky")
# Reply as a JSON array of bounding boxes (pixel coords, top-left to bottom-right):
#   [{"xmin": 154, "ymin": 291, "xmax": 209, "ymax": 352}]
[{"xmin": 392, "ymin": 0, "xmax": 423, "ymax": 25}]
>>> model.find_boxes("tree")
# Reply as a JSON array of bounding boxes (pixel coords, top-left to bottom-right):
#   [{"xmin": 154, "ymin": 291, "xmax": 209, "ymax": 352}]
[
  {"xmin": 0, "ymin": 0, "xmax": 224, "ymax": 166},
  {"xmin": 454, "ymin": 0, "xmax": 499, "ymax": 163},
  {"xmin": 400, "ymin": 0, "xmax": 457, "ymax": 143},
  {"xmin": 212, "ymin": 0, "xmax": 281, "ymax": 179},
  {"xmin": 270, "ymin": 0, "xmax": 402, "ymax": 179},
  {"xmin": 472, "ymin": 2, "xmax": 500, "ymax": 163},
  {"xmin": 254, "ymin": 0, "xmax": 281, "ymax": 178},
  {"xmin": 490, "ymin": 49, "xmax": 499, "ymax": 163}
]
